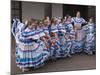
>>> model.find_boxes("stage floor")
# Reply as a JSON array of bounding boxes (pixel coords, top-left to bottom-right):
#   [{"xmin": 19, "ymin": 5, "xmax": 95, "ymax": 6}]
[{"xmin": 11, "ymin": 38, "xmax": 96, "ymax": 75}]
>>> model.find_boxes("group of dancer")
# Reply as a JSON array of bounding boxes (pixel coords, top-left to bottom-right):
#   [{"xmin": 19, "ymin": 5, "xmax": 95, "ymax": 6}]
[{"xmin": 11, "ymin": 11, "xmax": 96, "ymax": 72}]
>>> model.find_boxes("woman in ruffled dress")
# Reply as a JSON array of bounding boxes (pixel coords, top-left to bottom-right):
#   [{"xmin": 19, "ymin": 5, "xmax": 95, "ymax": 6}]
[
  {"xmin": 71, "ymin": 11, "xmax": 87, "ymax": 53},
  {"xmin": 83, "ymin": 17, "xmax": 96, "ymax": 55},
  {"xmin": 12, "ymin": 18, "xmax": 49, "ymax": 72}
]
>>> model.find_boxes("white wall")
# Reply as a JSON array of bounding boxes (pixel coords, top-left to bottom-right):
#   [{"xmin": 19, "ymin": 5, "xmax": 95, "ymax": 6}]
[
  {"xmin": 22, "ymin": 2, "xmax": 45, "ymax": 22},
  {"xmin": 18, "ymin": 0, "xmax": 96, "ymax": 6},
  {"xmin": 22, "ymin": 2, "xmax": 63, "ymax": 22},
  {"xmin": 52, "ymin": 3, "xmax": 63, "ymax": 18}
]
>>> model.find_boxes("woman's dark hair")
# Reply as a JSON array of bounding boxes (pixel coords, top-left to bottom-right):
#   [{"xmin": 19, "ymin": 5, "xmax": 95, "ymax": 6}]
[
  {"xmin": 51, "ymin": 18, "xmax": 56, "ymax": 24},
  {"xmin": 65, "ymin": 14, "xmax": 71, "ymax": 20},
  {"xmin": 88, "ymin": 17, "xmax": 94, "ymax": 21},
  {"xmin": 27, "ymin": 18, "xmax": 36, "ymax": 26}
]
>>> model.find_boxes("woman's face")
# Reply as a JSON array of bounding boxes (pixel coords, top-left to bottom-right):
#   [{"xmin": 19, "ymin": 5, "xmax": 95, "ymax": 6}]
[
  {"xmin": 54, "ymin": 20, "xmax": 57, "ymax": 25},
  {"xmin": 76, "ymin": 12, "xmax": 80, "ymax": 18},
  {"xmin": 28, "ymin": 23, "xmax": 35, "ymax": 29},
  {"xmin": 44, "ymin": 20, "xmax": 50, "ymax": 27},
  {"xmin": 46, "ymin": 16, "xmax": 50, "ymax": 21},
  {"xmin": 67, "ymin": 16, "xmax": 71, "ymax": 22},
  {"xmin": 57, "ymin": 19, "xmax": 61, "ymax": 24},
  {"xmin": 89, "ymin": 18, "xmax": 93, "ymax": 23}
]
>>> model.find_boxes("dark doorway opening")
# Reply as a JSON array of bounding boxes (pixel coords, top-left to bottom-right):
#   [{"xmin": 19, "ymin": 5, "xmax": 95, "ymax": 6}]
[{"xmin": 63, "ymin": 4, "xmax": 96, "ymax": 22}]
